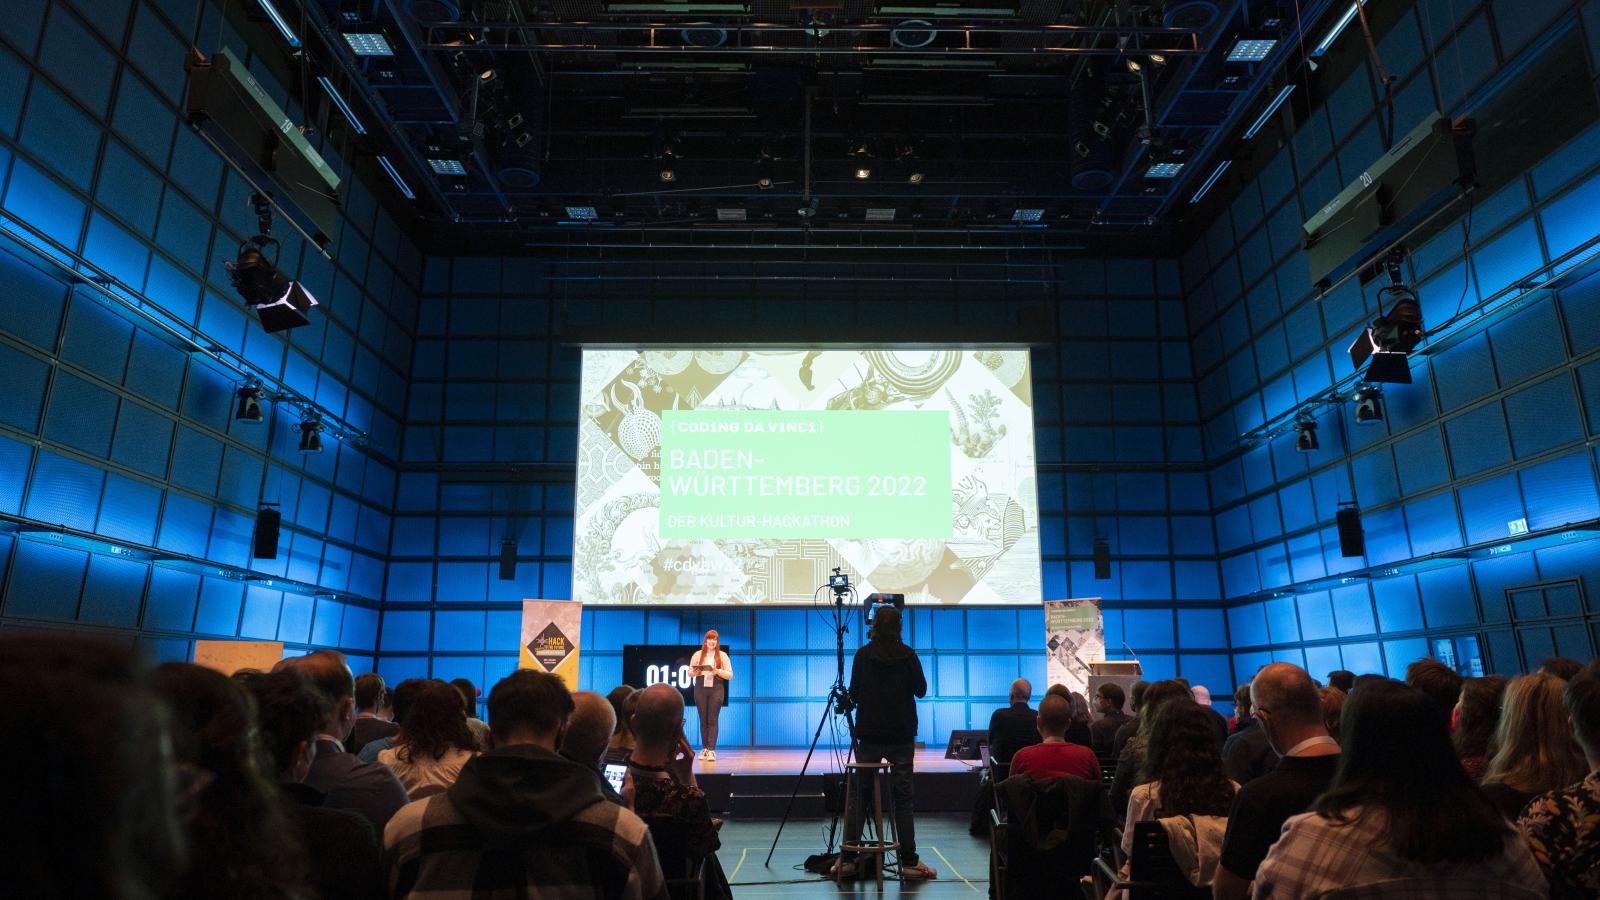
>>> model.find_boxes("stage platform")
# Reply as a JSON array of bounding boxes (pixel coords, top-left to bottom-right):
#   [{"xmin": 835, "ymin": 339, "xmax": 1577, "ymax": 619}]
[{"xmin": 693, "ymin": 748, "xmax": 982, "ymax": 816}]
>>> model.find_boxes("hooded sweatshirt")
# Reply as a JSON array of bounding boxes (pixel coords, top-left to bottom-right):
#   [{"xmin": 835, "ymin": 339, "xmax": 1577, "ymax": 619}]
[
  {"xmin": 384, "ymin": 743, "xmax": 667, "ymax": 900},
  {"xmin": 850, "ymin": 639, "xmax": 928, "ymax": 744}
]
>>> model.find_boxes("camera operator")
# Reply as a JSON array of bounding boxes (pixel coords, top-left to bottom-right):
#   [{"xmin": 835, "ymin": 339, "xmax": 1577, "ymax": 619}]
[{"xmin": 833, "ymin": 606, "xmax": 937, "ymax": 881}]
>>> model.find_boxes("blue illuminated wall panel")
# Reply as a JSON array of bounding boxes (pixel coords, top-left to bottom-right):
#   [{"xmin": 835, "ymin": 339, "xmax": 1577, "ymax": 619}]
[
  {"xmin": 0, "ymin": 0, "xmax": 416, "ymax": 662},
  {"xmin": 1183, "ymin": 0, "xmax": 1600, "ymax": 676}
]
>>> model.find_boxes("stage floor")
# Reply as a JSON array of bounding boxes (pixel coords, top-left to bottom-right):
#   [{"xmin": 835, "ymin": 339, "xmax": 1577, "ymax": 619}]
[{"xmin": 695, "ymin": 748, "xmax": 980, "ymax": 776}]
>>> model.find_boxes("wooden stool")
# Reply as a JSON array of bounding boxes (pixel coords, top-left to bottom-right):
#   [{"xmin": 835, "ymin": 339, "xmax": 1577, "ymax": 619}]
[{"xmin": 839, "ymin": 760, "xmax": 900, "ymax": 887}]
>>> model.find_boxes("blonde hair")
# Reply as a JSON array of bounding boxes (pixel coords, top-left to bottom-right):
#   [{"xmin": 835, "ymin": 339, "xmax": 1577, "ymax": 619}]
[{"xmin": 1482, "ymin": 672, "xmax": 1586, "ymax": 796}]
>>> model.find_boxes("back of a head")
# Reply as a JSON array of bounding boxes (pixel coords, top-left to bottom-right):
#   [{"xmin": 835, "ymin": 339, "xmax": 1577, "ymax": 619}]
[
  {"xmin": 1251, "ymin": 663, "xmax": 1323, "ymax": 728},
  {"xmin": 1044, "ymin": 683, "xmax": 1072, "ymax": 702},
  {"xmin": 1539, "ymin": 657, "xmax": 1583, "ymax": 682},
  {"xmin": 488, "ymin": 669, "xmax": 574, "ymax": 742},
  {"xmin": 277, "ymin": 649, "xmax": 355, "ymax": 703},
  {"xmin": 1098, "ymin": 681, "xmax": 1125, "ymax": 711},
  {"xmin": 451, "ymin": 677, "xmax": 480, "ymax": 718},
  {"xmin": 399, "ymin": 681, "xmax": 478, "ymax": 761},
  {"xmin": 1404, "ymin": 659, "xmax": 1465, "ymax": 724},
  {"xmin": 151, "ymin": 663, "xmax": 308, "ymax": 896},
  {"xmin": 1327, "ymin": 670, "xmax": 1356, "ymax": 693},
  {"xmin": 1320, "ymin": 687, "xmax": 1346, "ymax": 741},
  {"xmin": 1484, "ymin": 672, "xmax": 1587, "ymax": 796},
  {"xmin": 1319, "ymin": 679, "xmax": 1508, "ymax": 864},
  {"xmin": 392, "ymin": 678, "xmax": 430, "ymax": 725},
  {"xmin": 1010, "ymin": 678, "xmax": 1032, "ymax": 704},
  {"xmin": 1, "ymin": 635, "xmax": 185, "ymax": 900},
  {"xmin": 1143, "ymin": 702, "xmax": 1234, "ymax": 817},
  {"xmin": 606, "ymin": 685, "xmax": 636, "ymax": 736},
  {"xmin": 562, "ymin": 691, "xmax": 618, "ymax": 766},
  {"xmin": 1130, "ymin": 680, "xmax": 1149, "ymax": 712},
  {"xmin": 1233, "ymin": 683, "xmax": 1252, "ymax": 715},
  {"xmin": 632, "ymin": 683, "xmax": 686, "ymax": 749},
  {"xmin": 1136, "ymin": 679, "xmax": 1194, "ymax": 737},
  {"xmin": 1566, "ymin": 661, "xmax": 1600, "ymax": 755},
  {"xmin": 245, "ymin": 669, "xmax": 333, "ymax": 774},
  {"xmin": 1453, "ymin": 674, "xmax": 1509, "ymax": 760},
  {"xmin": 870, "ymin": 605, "xmax": 903, "ymax": 643},
  {"xmin": 1037, "ymin": 694, "xmax": 1072, "ymax": 737},
  {"xmin": 1068, "ymin": 691, "xmax": 1091, "ymax": 722},
  {"xmin": 354, "ymin": 672, "xmax": 386, "ymax": 711}
]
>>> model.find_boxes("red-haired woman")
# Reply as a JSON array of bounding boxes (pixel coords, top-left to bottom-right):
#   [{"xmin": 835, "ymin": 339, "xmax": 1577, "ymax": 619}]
[{"xmin": 691, "ymin": 629, "xmax": 733, "ymax": 761}]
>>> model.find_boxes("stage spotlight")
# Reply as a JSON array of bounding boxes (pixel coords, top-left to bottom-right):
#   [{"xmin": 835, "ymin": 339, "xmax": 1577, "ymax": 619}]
[
  {"xmin": 227, "ymin": 195, "xmax": 319, "ymax": 333},
  {"xmin": 855, "ymin": 167, "xmax": 871, "ymax": 180},
  {"xmin": 757, "ymin": 177, "xmax": 773, "ymax": 189},
  {"xmin": 1348, "ymin": 255, "xmax": 1425, "ymax": 383},
  {"xmin": 1294, "ymin": 420, "xmax": 1319, "ymax": 452},
  {"xmin": 1353, "ymin": 387, "xmax": 1384, "ymax": 426},
  {"xmin": 235, "ymin": 382, "xmax": 265, "ymax": 424},
  {"xmin": 1126, "ymin": 58, "xmax": 1142, "ymax": 74},
  {"xmin": 659, "ymin": 168, "xmax": 676, "ymax": 182},
  {"xmin": 296, "ymin": 414, "xmax": 324, "ymax": 453},
  {"xmin": 908, "ymin": 172, "xmax": 925, "ymax": 184}
]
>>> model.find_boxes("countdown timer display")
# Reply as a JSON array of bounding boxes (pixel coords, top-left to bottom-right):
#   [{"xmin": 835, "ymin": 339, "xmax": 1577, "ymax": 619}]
[{"xmin": 621, "ymin": 644, "xmax": 731, "ymax": 707}]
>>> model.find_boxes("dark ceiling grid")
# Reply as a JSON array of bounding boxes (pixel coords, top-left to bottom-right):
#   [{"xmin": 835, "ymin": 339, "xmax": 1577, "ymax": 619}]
[{"xmin": 286, "ymin": 0, "xmax": 1343, "ymax": 249}]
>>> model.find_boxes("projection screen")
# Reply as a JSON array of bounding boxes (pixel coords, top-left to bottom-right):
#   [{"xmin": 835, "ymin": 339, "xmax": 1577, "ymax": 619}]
[{"xmin": 574, "ymin": 349, "xmax": 1040, "ymax": 605}]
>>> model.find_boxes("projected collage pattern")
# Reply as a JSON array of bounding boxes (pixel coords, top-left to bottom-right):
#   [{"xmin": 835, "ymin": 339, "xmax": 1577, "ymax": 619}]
[{"xmin": 575, "ymin": 350, "xmax": 1041, "ymax": 605}]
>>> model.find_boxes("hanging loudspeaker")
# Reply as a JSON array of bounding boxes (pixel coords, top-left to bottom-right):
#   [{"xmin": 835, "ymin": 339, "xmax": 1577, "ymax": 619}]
[
  {"xmin": 499, "ymin": 539, "xmax": 517, "ymax": 581},
  {"xmin": 1337, "ymin": 507, "xmax": 1366, "ymax": 558},
  {"xmin": 1093, "ymin": 539, "xmax": 1111, "ymax": 579},
  {"xmin": 253, "ymin": 507, "xmax": 281, "ymax": 559}
]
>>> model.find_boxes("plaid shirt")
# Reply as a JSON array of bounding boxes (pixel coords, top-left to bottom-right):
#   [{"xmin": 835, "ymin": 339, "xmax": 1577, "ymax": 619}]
[
  {"xmin": 384, "ymin": 792, "xmax": 668, "ymax": 900},
  {"xmin": 1254, "ymin": 808, "xmax": 1545, "ymax": 899}
]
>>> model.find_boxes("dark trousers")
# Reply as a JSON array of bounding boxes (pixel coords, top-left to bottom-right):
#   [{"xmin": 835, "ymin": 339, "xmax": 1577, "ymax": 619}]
[
  {"xmin": 693, "ymin": 681, "xmax": 725, "ymax": 750},
  {"xmin": 843, "ymin": 740, "xmax": 918, "ymax": 866}
]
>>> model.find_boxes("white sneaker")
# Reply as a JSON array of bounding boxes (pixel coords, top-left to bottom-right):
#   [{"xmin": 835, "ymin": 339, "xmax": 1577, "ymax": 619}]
[
  {"xmin": 696, "ymin": 748, "xmax": 707, "ymax": 760},
  {"xmin": 706, "ymin": 749, "xmax": 716, "ymax": 761}
]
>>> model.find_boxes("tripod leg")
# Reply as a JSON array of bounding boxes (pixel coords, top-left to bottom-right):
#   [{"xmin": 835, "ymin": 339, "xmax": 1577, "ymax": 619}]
[{"xmin": 763, "ymin": 684, "xmax": 842, "ymax": 867}]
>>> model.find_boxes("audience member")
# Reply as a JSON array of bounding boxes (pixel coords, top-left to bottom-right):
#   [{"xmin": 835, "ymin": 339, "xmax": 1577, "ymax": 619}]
[
  {"xmin": 246, "ymin": 668, "xmax": 384, "ymax": 900},
  {"xmin": 1121, "ymin": 702, "xmax": 1237, "ymax": 883},
  {"xmin": 1481, "ymin": 672, "xmax": 1587, "ymax": 819},
  {"xmin": 1453, "ymin": 674, "xmax": 1508, "ymax": 784},
  {"xmin": 357, "ymin": 677, "xmax": 428, "ymax": 764},
  {"xmin": 1319, "ymin": 686, "xmax": 1346, "ymax": 743},
  {"xmin": 349, "ymin": 672, "xmax": 398, "ymax": 757},
  {"xmin": 604, "ymin": 682, "xmax": 636, "ymax": 759},
  {"xmin": 379, "ymin": 680, "xmax": 479, "ymax": 799},
  {"xmin": 1254, "ymin": 680, "xmax": 1543, "ymax": 898},
  {"xmin": 1221, "ymin": 677, "xmax": 1275, "ymax": 785},
  {"xmin": 1540, "ymin": 657, "xmax": 1584, "ymax": 682},
  {"xmin": 1008, "ymin": 694, "xmax": 1100, "ymax": 781},
  {"xmin": 276, "ymin": 650, "xmax": 409, "ymax": 831},
  {"xmin": 385, "ymin": 670, "xmax": 666, "ymax": 900},
  {"xmin": 1213, "ymin": 663, "xmax": 1340, "ymax": 900},
  {"xmin": 627, "ymin": 684, "xmax": 732, "ymax": 900},
  {"xmin": 1089, "ymin": 682, "xmax": 1130, "ymax": 755},
  {"xmin": 1404, "ymin": 658, "xmax": 1465, "ymax": 726},
  {"xmin": 1066, "ymin": 690, "xmax": 1095, "ymax": 747},
  {"xmin": 1227, "ymin": 683, "xmax": 1250, "ymax": 733},
  {"xmin": 1518, "ymin": 660, "xmax": 1600, "ymax": 899},
  {"xmin": 450, "ymin": 677, "xmax": 489, "ymax": 748},
  {"xmin": 1, "ymin": 635, "xmax": 186, "ymax": 899},
  {"xmin": 837, "ymin": 605, "xmax": 937, "ymax": 880},
  {"xmin": 987, "ymin": 678, "xmax": 1040, "ymax": 771},
  {"xmin": 562, "ymin": 691, "xmax": 626, "ymax": 806},
  {"xmin": 1111, "ymin": 680, "xmax": 1149, "ymax": 757},
  {"xmin": 151, "ymin": 662, "xmax": 312, "ymax": 899},
  {"xmin": 1325, "ymin": 670, "xmax": 1355, "ymax": 694},
  {"xmin": 1112, "ymin": 679, "xmax": 1194, "ymax": 812},
  {"xmin": 1191, "ymin": 684, "xmax": 1231, "ymax": 747}
]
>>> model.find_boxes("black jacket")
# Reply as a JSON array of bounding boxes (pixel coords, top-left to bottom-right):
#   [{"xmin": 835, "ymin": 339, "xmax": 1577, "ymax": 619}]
[
  {"xmin": 995, "ymin": 773, "xmax": 1113, "ymax": 898},
  {"xmin": 988, "ymin": 703, "xmax": 1040, "ymax": 764},
  {"xmin": 850, "ymin": 639, "xmax": 927, "ymax": 744},
  {"xmin": 281, "ymin": 782, "xmax": 383, "ymax": 900}
]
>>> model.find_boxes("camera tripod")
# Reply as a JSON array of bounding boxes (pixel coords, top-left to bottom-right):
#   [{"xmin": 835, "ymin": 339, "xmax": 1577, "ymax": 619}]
[{"xmin": 764, "ymin": 576, "xmax": 858, "ymax": 866}]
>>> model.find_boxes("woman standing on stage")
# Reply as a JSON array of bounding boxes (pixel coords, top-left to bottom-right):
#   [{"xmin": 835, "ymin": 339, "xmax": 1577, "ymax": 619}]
[{"xmin": 690, "ymin": 629, "xmax": 733, "ymax": 761}]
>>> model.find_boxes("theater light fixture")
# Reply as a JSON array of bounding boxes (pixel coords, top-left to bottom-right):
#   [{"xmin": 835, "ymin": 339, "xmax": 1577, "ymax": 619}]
[
  {"xmin": 343, "ymin": 32, "xmax": 395, "ymax": 57},
  {"xmin": 227, "ymin": 196, "xmax": 318, "ymax": 334},
  {"xmin": 1226, "ymin": 37, "xmax": 1278, "ymax": 63},
  {"xmin": 659, "ymin": 168, "xmax": 676, "ymax": 182},
  {"xmin": 1145, "ymin": 161, "xmax": 1185, "ymax": 179},
  {"xmin": 255, "ymin": 0, "xmax": 301, "ymax": 48},
  {"xmin": 235, "ymin": 381, "xmax": 265, "ymax": 424},
  {"xmin": 1313, "ymin": 1, "xmax": 1365, "ymax": 57},
  {"xmin": 908, "ymin": 172, "xmax": 925, "ymax": 184},
  {"xmin": 854, "ymin": 166, "xmax": 871, "ymax": 180},
  {"xmin": 316, "ymin": 76, "xmax": 366, "ymax": 135},
  {"xmin": 1294, "ymin": 419, "xmax": 1319, "ymax": 452},
  {"xmin": 376, "ymin": 156, "xmax": 415, "ymax": 200},
  {"xmin": 1244, "ymin": 84, "xmax": 1296, "ymax": 139},
  {"xmin": 296, "ymin": 413, "xmax": 324, "ymax": 453},
  {"xmin": 1349, "ymin": 253, "xmax": 1424, "ymax": 384},
  {"xmin": 1353, "ymin": 387, "xmax": 1385, "ymax": 426}
]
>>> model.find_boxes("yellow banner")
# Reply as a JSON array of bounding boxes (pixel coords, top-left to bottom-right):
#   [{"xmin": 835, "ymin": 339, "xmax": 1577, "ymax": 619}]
[{"xmin": 519, "ymin": 599, "xmax": 582, "ymax": 692}]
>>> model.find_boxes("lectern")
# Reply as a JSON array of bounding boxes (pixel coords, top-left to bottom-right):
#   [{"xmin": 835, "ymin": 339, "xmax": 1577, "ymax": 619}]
[{"xmin": 1087, "ymin": 660, "xmax": 1144, "ymax": 715}]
